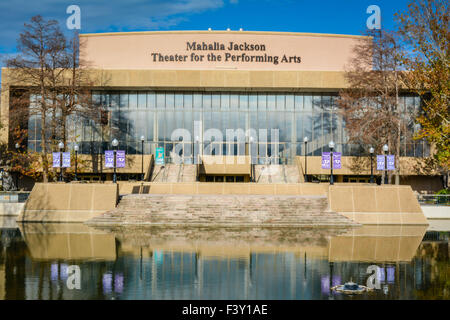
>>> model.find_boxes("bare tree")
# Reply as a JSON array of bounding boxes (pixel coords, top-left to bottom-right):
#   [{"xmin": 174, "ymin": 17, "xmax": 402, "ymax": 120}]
[
  {"xmin": 5, "ymin": 16, "xmax": 102, "ymax": 182},
  {"xmin": 338, "ymin": 29, "xmax": 415, "ymax": 184},
  {"xmin": 5, "ymin": 16, "xmax": 67, "ymax": 182}
]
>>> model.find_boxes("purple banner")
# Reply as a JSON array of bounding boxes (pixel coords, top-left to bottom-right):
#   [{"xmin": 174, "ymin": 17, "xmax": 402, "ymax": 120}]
[
  {"xmin": 333, "ymin": 152, "xmax": 342, "ymax": 169},
  {"xmin": 62, "ymin": 152, "xmax": 71, "ymax": 168},
  {"xmin": 377, "ymin": 155, "xmax": 385, "ymax": 171},
  {"xmin": 322, "ymin": 152, "xmax": 341, "ymax": 169},
  {"xmin": 321, "ymin": 152, "xmax": 331, "ymax": 169},
  {"xmin": 116, "ymin": 150, "xmax": 126, "ymax": 168},
  {"xmin": 52, "ymin": 152, "xmax": 60, "ymax": 168},
  {"xmin": 105, "ymin": 150, "xmax": 114, "ymax": 168},
  {"xmin": 387, "ymin": 155, "xmax": 395, "ymax": 171}
]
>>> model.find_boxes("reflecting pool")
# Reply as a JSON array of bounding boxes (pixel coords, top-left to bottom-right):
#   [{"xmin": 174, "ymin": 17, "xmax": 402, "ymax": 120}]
[{"xmin": 0, "ymin": 221, "xmax": 448, "ymax": 300}]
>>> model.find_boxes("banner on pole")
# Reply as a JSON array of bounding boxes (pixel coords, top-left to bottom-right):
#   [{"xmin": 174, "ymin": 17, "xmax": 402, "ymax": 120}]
[
  {"xmin": 321, "ymin": 152, "xmax": 330, "ymax": 169},
  {"xmin": 387, "ymin": 155, "xmax": 395, "ymax": 171},
  {"xmin": 105, "ymin": 150, "xmax": 114, "ymax": 168},
  {"xmin": 116, "ymin": 150, "xmax": 126, "ymax": 168},
  {"xmin": 62, "ymin": 152, "xmax": 71, "ymax": 168},
  {"xmin": 155, "ymin": 147, "xmax": 165, "ymax": 165},
  {"xmin": 333, "ymin": 152, "xmax": 342, "ymax": 169},
  {"xmin": 52, "ymin": 152, "xmax": 60, "ymax": 168},
  {"xmin": 377, "ymin": 155, "xmax": 385, "ymax": 170}
]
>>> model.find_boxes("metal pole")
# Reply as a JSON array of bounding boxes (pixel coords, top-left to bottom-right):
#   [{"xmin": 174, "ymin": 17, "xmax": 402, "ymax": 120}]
[
  {"xmin": 384, "ymin": 151, "xmax": 388, "ymax": 185},
  {"xmin": 59, "ymin": 151, "xmax": 63, "ymax": 182},
  {"xmin": 304, "ymin": 141, "xmax": 308, "ymax": 182},
  {"xmin": 330, "ymin": 149, "xmax": 334, "ymax": 185},
  {"xmin": 196, "ymin": 141, "xmax": 199, "ymax": 182},
  {"xmin": 75, "ymin": 150, "xmax": 78, "ymax": 181},
  {"xmin": 370, "ymin": 153, "xmax": 374, "ymax": 183},
  {"xmin": 141, "ymin": 140, "xmax": 144, "ymax": 181},
  {"xmin": 113, "ymin": 149, "xmax": 117, "ymax": 183}
]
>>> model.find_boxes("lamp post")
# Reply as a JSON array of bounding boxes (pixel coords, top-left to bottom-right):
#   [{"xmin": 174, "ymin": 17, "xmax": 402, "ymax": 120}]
[
  {"xmin": 58, "ymin": 141, "xmax": 64, "ymax": 182},
  {"xmin": 303, "ymin": 137, "xmax": 308, "ymax": 182},
  {"xmin": 369, "ymin": 147, "xmax": 374, "ymax": 184},
  {"xmin": 112, "ymin": 139, "xmax": 119, "ymax": 183},
  {"xmin": 383, "ymin": 144, "xmax": 389, "ymax": 185},
  {"xmin": 329, "ymin": 140, "xmax": 335, "ymax": 185},
  {"xmin": 74, "ymin": 144, "xmax": 79, "ymax": 181},
  {"xmin": 140, "ymin": 135, "xmax": 145, "ymax": 181},
  {"xmin": 15, "ymin": 143, "xmax": 20, "ymax": 190}
]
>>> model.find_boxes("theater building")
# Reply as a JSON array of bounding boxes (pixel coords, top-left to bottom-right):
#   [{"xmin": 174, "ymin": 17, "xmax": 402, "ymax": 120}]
[{"xmin": 0, "ymin": 31, "xmax": 442, "ymax": 192}]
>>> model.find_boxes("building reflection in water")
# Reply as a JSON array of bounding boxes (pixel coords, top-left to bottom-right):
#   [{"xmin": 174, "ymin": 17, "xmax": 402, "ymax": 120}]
[{"xmin": 0, "ymin": 221, "xmax": 448, "ymax": 300}]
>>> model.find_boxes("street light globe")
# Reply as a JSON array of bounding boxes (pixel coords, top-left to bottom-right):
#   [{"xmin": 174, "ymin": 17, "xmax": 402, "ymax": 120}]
[
  {"xmin": 303, "ymin": 136, "xmax": 308, "ymax": 143},
  {"xmin": 140, "ymin": 135, "xmax": 145, "ymax": 142},
  {"xmin": 369, "ymin": 147, "xmax": 374, "ymax": 154},
  {"xmin": 112, "ymin": 139, "xmax": 119, "ymax": 147},
  {"xmin": 74, "ymin": 144, "xmax": 79, "ymax": 152},
  {"xmin": 328, "ymin": 141, "xmax": 335, "ymax": 150},
  {"xmin": 383, "ymin": 144, "xmax": 389, "ymax": 152},
  {"xmin": 15, "ymin": 143, "xmax": 20, "ymax": 149},
  {"xmin": 195, "ymin": 135, "xmax": 199, "ymax": 142},
  {"xmin": 58, "ymin": 141, "xmax": 64, "ymax": 150},
  {"xmin": 249, "ymin": 136, "xmax": 254, "ymax": 142}
]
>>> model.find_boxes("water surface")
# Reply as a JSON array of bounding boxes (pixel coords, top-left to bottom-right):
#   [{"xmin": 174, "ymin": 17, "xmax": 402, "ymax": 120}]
[{"xmin": 0, "ymin": 221, "xmax": 448, "ymax": 300}]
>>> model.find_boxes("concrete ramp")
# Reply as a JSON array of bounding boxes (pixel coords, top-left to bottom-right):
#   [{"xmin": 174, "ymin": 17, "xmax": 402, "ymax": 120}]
[
  {"xmin": 328, "ymin": 185, "xmax": 428, "ymax": 225},
  {"xmin": 18, "ymin": 183, "xmax": 118, "ymax": 223}
]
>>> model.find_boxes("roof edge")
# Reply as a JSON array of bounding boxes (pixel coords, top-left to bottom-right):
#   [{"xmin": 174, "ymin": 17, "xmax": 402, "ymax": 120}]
[{"xmin": 79, "ymin": 30, "xmax": 369, "ymax": 39}]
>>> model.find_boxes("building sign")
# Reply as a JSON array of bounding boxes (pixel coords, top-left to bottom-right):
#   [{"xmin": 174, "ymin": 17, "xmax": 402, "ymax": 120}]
[
  {"xmin": 155, "ymin": 147, "xmax": 165, "ymax": 165},
  {"xmin": 386, "ymin": 155, "xmax": 395, "ymax": 171},
  {"xmin": 322, "ymin": 152, "xmax": 341, "ymax": 169},
  {"xmin": 62, "ymin": 152, "xmax": 71, "ymax": 168},
  {"xmin": 151, "ymin": 41, "xmax": 301, "ymax": 66},
  {"xmin": 52, "ymin": 152, "xmax": 60, "ymax": 168},
  {"xmin": 80, "ymin": 32, "xmax": 363, "ymax": 72}
]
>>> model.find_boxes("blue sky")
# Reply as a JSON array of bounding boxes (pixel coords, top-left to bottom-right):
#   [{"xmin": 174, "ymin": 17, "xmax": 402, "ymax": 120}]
[{"xmin": 0, "ymin": 0, "xmax": 411, "ymax": 71}]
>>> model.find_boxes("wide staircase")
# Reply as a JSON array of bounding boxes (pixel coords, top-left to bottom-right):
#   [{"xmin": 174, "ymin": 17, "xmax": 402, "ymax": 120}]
[
  {"xmin": 151, "ymin": 164, "xmax": 196, "ymax": 182},
  {"xmin": 86, "ymin": 194, "xmax": 359, "ymax": 227}
]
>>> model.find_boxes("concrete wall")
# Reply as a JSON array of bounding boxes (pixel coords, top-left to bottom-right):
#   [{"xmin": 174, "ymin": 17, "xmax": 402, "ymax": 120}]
[
  {"xmin": 80, "ymin": 31, "xmax": 365, "ymax": 72},
  {"xmin": 18, "ymin": 183, "xmax": 118, "ymax": 223},
  {"xmin": 421, "ymin": 205, "xmax": 450, "ymax": 219},
  {"xmin": 328, "ymin": 185, "xmax": 428, "ymax": 225},
  {"xmin": 296, "ymin": 156, "xmax": 441, "ymax": 176},
  {"xmin": 200, "ymin": 155, "xmax": 251, "ymax": 175}
]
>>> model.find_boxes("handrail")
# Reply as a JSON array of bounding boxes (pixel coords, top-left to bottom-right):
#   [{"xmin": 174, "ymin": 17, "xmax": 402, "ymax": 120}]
[
  {"xmin": 417, "ymin": 194, "xmax": 450, "ymax": 206},
  {"xmin": 0, "ymin": 191, "xmax": 31, "ymax": 203}
]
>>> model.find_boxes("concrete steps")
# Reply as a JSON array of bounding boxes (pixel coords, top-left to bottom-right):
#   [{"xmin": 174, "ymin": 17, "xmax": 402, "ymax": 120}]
[
  {"xmin": 86, "ymin": 194, "xmax": 359, "ymax": 227},
  {"xmin": 255, "ymin": 165, "xmax": 300, "ymax": 183},
  {"xmin": 151, "ymin": 164, "xmax": 197, "ymax": 182}
]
